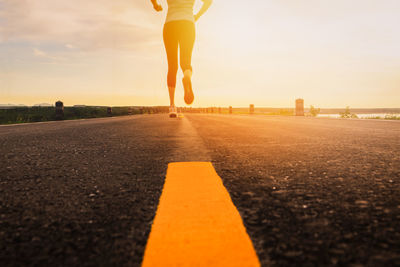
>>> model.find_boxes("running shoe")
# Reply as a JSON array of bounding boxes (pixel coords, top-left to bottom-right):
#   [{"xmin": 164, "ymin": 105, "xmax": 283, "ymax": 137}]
[
  {"xmin": 169, "ymin": 106, "xmax": 177, "ymax": 118},
  {"xmin": 183, "ymin": 76, "xmax": 194, "ymax": 105}
]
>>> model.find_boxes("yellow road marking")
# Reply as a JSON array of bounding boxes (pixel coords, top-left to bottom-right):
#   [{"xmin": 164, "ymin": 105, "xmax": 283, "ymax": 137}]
[{"xmin": 142, "ymin": 162, "xmax": 260, "ymax": 267}]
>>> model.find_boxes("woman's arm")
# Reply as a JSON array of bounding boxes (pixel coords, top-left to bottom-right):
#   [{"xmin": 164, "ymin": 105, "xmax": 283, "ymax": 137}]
[
  {"xmin": 194, "ymin": 0, "xmax": 213, "ymax": 22},
  {"xmin": 151, "ymin": 0, "xmax": 163, "ymax": 12}
]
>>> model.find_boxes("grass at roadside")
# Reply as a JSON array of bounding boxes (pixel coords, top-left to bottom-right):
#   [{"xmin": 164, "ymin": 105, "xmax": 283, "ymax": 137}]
[
  {"xmin": 364, "ymin": 115, "xmax": 400, "ymax": 120},
  {"xmin": 384, "ymin": 115, "xmax": 400, "ymax": 120},
  {"xmin": 0, "ymin": 106, "xmax": 159, "ymax": 125}
]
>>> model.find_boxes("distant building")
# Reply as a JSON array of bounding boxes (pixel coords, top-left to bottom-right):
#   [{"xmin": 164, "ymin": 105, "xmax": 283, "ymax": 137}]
[
  {"xmin": 296, "ymin": 99, "xmax": 304, "ymax": 116},
  {"xmin": 55, "ymin": 101, "xmax": 64, "ymax": 120},
  {"xmin": 249, "ymin": 104, "xmax": 255, "ymax": 114}
]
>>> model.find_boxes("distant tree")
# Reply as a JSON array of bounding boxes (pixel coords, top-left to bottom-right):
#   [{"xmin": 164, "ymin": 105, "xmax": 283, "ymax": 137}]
[
  {"xmin": 309, "ymin": 105, "xmax": 320, "ymax": 117},
  {"xmin": 340, "ymin": 106, "xmax": 351, "ymax": 118},
  {"xmin": 340, "ymin": 106, "xmax": 358, "ymax": 119}
]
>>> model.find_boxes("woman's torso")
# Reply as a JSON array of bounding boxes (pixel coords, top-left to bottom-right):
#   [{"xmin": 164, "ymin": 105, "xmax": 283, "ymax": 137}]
[{"xmin": 165, "ymin": 0, "xmax": 195, "ymax": 24}]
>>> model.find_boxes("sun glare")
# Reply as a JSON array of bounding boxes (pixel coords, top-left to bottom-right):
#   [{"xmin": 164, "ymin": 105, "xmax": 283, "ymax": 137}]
[
  {"xmin": 1, "ymin": 0, "xmax": 399, "ymax": 107},
  {"xmin": 200, "ymin": 2, "xmax": 260, "ymax": 56}
]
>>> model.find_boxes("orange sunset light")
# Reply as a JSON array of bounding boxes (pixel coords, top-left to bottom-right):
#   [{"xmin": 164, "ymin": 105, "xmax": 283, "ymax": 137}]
[{"xmin": 1, "ymin": 0, "xmax": 399, "ymax": 108}]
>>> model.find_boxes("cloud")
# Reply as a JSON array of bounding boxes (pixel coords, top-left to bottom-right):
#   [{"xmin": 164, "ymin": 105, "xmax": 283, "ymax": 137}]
[
  {"xmin": 33, "ymin": 48, "xmax": 46, "ymax": 57},
  {"xmin": 0, "ymin": 0, "xmax": 162, "ymax": 50},
  {"xmin": 33, "ymin": 48, "xmax": 66, "ymax": 62}
]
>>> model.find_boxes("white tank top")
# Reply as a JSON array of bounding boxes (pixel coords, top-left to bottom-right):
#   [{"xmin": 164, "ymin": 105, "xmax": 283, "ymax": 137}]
[{"xmin": 165, "ymin": 0, "xmax": 195, "ymax": 24}]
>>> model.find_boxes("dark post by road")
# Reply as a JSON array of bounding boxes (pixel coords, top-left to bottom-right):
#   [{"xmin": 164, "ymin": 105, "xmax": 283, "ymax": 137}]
[
  {"xmin": 229, "ymin": 106, "xmax": 233, "ymax": 114},
  {"xmin": 55, "ymin": 101, "xmax": 64, "ymax": 120},
  {"xmin": 296, "ymin": 99, "xmax": 305, "ymax": 116},
  {"xmin": 250, "ymin": 104, "xmax": 255, "ymax": 115},
  {"xmin": 107, "ymin": 107, "xmax": 112, "ymax": 116}
]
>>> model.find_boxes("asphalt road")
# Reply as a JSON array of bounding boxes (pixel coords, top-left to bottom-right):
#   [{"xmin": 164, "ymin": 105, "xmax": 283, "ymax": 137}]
[{"xmin": 1, "ymin": 114, "xmax": 399, "ymax": 266}]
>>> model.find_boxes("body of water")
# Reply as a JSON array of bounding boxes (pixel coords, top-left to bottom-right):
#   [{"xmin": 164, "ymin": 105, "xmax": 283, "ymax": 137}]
[{"xmin": 318, "ymin": 113, "xmax": 400, "ymax": 119}]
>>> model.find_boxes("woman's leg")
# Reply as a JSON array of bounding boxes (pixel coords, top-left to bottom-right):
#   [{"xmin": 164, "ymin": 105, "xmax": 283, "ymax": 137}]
[
  {"xmin": 163, "ymin": 22, "xmax": 179, "ymax": 107},
  {"xmin": 179, "ymin": 22, "xmax": 195, "ymax": 75},
  {"xmin": 179, "ymin": 21, "xmax": 196, "ymax": 104}
]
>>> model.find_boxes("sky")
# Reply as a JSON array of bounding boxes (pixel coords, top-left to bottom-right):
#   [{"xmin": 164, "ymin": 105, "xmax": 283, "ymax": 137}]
[{"xmin": 0, "ymin": 0, "xmax": 399, "ymax": 108}]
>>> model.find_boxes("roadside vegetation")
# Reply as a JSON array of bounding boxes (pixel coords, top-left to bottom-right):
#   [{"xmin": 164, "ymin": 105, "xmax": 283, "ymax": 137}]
[
  {"xmin": 0, "ymin": 106, "xmax": 157, "ymax": 125},
  {"xmin": 340, "ymin": 106, "xmax": 359, "ymax": 119},
  {"xmin": 0, "ymin": 107, "xmax": 54, "ymax": 124},
  {"xmin": 309, "ymin": 105, "xmax": 321, "ymax": 117},
  {"xmin": 260, "ymin": 109, "xmax": 294, "ymax": 116},
  {"xmin": 353, "ymin": 114, "xmax": 400, "ymax": 120},
  {"xmin": 384, "ymin": 114, "xmax": 400, "ymax": 120}
]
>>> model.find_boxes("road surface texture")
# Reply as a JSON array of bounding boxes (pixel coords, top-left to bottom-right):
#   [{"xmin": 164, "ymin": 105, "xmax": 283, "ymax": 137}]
[{"xmin": 1, "ymin": 114, "xmax": 399, "ymax": 266}]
